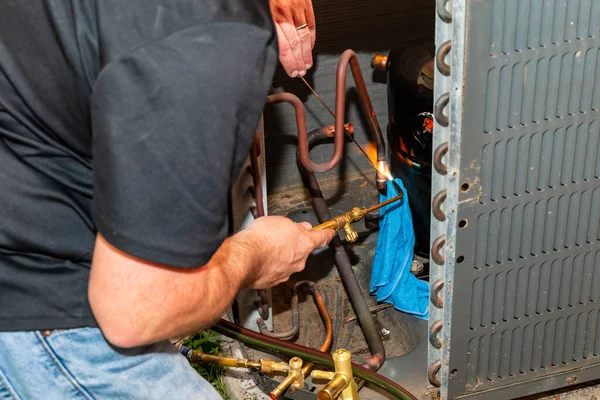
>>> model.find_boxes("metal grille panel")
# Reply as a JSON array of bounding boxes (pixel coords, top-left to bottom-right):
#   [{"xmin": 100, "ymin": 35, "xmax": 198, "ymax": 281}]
[{"xmin": 442, "ymin": 0, "xmax": 600, "ymax": 398}]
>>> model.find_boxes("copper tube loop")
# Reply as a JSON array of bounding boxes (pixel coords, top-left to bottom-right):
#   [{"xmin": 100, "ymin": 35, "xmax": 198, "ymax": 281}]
[
  {"xmin": 436, "ymin": 41, "xmax": 452, "ymax": 77},
  {"xmin": 429, "ymin": 320, "xmax": 443, "ymax": 349},
  {"xmin": 437, "ymin": 0, "xmax": 453, "ymax": 23},
  {"xmin": 434, "ymin": 92, "xmax": 450, "ymax": 127},
  {"xmin": 257, "ymin": 281, "xmax": 333, "ymax": 353},
  {"xmin": 428, "ymin": 360, "xmax": 442, "ymax": 387},
  {"xmin": 433, "ymin": 142, "xmax": 449, "ymax": 175},
  {"xmin": 431, "ymin": 235, "xmax": 446, "ymax": 266},
  {"xmin": 431, "ymin": 278, "xmax": 444, "ymax": 308},
  {"xmin": 336, "ymin": 50, "xmax": 387, "ymax": 191},
  {"xmin": 432, "ymin": 189, "xmax": 447, "ymax": 222},
  {"xmin": 267, "ymin": 92, "xmax": 346, "ymax": 173}
]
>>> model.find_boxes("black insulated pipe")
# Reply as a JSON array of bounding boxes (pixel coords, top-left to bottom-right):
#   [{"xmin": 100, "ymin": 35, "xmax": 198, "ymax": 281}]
[{"xmin": 296, "ymin": 127, "xmax": 386, "ymax": 370}]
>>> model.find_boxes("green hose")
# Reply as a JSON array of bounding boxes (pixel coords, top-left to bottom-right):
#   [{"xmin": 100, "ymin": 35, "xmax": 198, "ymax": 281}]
[{"xmin": 213, "ymin": 319, "xmax": 417, "ymax": 400}]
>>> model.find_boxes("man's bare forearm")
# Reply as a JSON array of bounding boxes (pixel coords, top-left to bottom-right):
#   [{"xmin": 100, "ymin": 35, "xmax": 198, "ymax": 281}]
[{"xmin": 88, "ymin": 231, "xmax": 261, "ymax": 348}]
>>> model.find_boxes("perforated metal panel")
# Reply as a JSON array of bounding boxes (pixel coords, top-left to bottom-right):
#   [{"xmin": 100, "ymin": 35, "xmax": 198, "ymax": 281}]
[{"xmin": 431, "ymin": 1, "xmax": 600, "ymax": 399}]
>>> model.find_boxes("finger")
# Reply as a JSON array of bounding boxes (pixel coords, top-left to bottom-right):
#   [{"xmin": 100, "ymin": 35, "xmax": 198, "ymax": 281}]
[
  {"xmin": 274, "ymin": 23, "xmax": 300, "ymax": 77},
  {"xmin": 308, "ymin": 229, "xmax": 335, "ymax": 248},
  {"xmin": 292, "ymin": 9, "xmax": 313, "ymax": 70},
  {"xmin": 304, "ymin": 0, "xmax": 316, "ymax": 49},
  {"xmin": 277, "ymin": 20, "xmax": 306, "ymax": 77},
  {"xmin": 298, "ymin": 221, "xmax": 313, "ymax": 230}
]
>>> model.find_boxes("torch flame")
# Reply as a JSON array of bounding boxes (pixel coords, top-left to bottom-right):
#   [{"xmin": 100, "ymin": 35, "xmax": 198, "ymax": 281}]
[
  {"xmin": 365, "ymin": 142, "xmax": 394, "ymax": 181},
  {"xmin": 364, "ymin": 141, "xmax": 378, "ymax": 165},
  {"xmin": 383, "ymin": 167, "xmax": 394, "ymax": 181}
]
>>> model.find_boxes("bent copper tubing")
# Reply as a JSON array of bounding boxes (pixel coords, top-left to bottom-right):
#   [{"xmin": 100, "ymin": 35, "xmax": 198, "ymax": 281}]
[
  {"xmin": 248, "ymin": 134, "xmax": 270, "ymax": 320},
  {"xmin": 336, "ymin": 50, "xmax": 388, "ymax": 192},
  {"xmin": 296, "ymin": 127, "xmax": 386, "ymax": 371},
  {"xmin": 267, "ymin": 92, "xmax": 348, "ymax": 173},
  {"xmin": 249, "ymin": 133, "xmax": 265, "ymax": 219},
  {"xmin": 256, "ymin": 280, "xmax": 333, "ymax": 353}
]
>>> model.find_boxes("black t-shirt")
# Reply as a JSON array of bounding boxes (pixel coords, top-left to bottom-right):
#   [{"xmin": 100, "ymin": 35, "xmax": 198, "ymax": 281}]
[{"xmin": 0, "ymin": 0, "xmax": 277, "ymax": 331}]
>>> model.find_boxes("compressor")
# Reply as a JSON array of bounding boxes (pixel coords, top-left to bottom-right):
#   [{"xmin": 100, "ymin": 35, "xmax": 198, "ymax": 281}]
[{"xmin": 373, "ymin": 36, "xmax": 435, "ymax": 260}]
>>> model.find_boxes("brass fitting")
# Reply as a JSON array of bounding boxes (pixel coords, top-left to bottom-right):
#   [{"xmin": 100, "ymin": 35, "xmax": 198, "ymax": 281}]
[
  {"xmin": 311, "ymin": 349, "xmax": 359, "ymax": 400},
  {"xmin": 289, "ymin": 357, "xmax": 304, "ymax": 388},
  {"xmin": 186, "ymin": 349, "xmax": 254, "ymax": 368},
  {"xmin": 371, "ymin": 53, "xmax": 389, "ymax": 70},
  {"xmin": 318, "ymin": 374, "xmax": 350, "ymax": 400},
  {"xmin": 259, "ymin": 358, "xmax": 289, "ymax": 374},
  {"xmin": 312, "ymin": 186, "xmax": 403, "ymax": 243},
  {"xmin": 270, "ymin": 357, "xmax": 304, "ymax": 399},
  {"xmin": 312, "ymin": 207, "xmax": 365, "ymax": 243},
  {"xmin": 184, "ymin": 348, "xmax": 289, "ymax": 376},
  {"xmin": 311, "ymin": 370, "xmax": 336, "ymax": 381},
  {"xmin": 342, "ymin": 207, "xmax": 365, "ymax": 242}
]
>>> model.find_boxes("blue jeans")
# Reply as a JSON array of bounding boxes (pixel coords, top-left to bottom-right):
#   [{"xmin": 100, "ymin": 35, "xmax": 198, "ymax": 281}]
[{"xmin": 0, "ymin": 327, "xmax": 222, "ymax": 399}]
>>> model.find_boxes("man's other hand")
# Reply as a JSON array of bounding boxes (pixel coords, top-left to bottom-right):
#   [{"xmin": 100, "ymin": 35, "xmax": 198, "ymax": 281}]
[
  {"xmin": 240, "ymin": 216, "xmax": 334, "ymax": 289},
  {"xmin": 269, "ymin": 0, "xmax": 316, "ymax": 78}
]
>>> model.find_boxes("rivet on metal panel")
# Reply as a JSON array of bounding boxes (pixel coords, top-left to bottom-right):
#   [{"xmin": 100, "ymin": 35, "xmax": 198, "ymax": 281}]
[
  {"xmin": 432, "ymin": 190, "xmax": 447, "ymax": 221},
  {"xmin": 431, "ymin": 235, "xmax": 446, "ymax": 265},
  {"xmin": 428, "ymin": 360, "xmax": 442, "ymax": 387},
  {"xmin": 433, "ymin": 142, "xmax": 449, "ymax": 175},
  {"xmin": 436, "ymin": 41, "xmax": 452, "ymax": 76},
  {"xmin": 429, "ymin": 320, "xmax": 443, "ymax": 349},
  {"xmin": 436, "ymin": 0, "xmax": 452, "ymax": 23},
  {"xmin": 434, "ymin": 93, "xmax": 450, "ymax": 127},
  {"xmin": 431, "ymin": 278, "xmax": 444, "ymax": 308}
]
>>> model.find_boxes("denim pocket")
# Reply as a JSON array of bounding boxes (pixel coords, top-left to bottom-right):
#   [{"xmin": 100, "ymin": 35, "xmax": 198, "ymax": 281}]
[{"xmin": 37, "ymin": 330, "xmax": 94, "ymax": 400}]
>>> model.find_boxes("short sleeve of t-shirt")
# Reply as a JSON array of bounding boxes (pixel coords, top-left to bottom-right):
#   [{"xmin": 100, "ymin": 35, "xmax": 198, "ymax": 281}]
[{"xmin": 91, "ymin": 8, "xmax": 277, "ymax": 268}]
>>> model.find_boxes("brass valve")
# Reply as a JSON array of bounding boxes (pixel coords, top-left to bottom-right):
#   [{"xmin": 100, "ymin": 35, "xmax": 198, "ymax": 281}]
[
  {"xmin": 270, "ymin": 357, "xmax": 305, "ymax": 399},
  {"xmin": 312, "ymin": 207, "xmax": 364, "ymax": 242},
  {"xmin": 311, "ymin": 349, "xmax": 359, "ymax": 400},
  {"xmin": 312, "ymin": 190, "xmax": 403, "ymax": 243}
]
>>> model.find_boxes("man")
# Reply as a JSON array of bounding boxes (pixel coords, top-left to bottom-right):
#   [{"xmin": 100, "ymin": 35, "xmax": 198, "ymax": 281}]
[{"xmin": 0, "ymin": 0, "xmax": 334, "ymax": 399}]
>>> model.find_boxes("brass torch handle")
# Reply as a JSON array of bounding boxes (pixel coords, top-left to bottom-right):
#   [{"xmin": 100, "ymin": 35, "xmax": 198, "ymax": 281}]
[
  {"xmin": 312, "ymin": 192, "xmax": 403, "ymax": 233},
  {"xmin": 312, "ymin": 220, "xmax": 340, "ymax": 231}
]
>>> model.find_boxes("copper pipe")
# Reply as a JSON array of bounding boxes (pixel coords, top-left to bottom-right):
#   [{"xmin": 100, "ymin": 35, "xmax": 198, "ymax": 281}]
[
  {"xmin": 336, "ymin": 50, "xmax": 387, "ymax": 192},
  {"xmin": 297, "ymin": 128, "xmax": 386, "ymax": 371},
  {"xmin": 371, "ymin": 54, "xmax": 389, "ymax": 71},
  {"xmin": 248, "ymin": 134, "xmax": 270, "ymax": 321},
  {"xmin": 249, "ymin": 133, "xmax": 265, "ymax": 219},
  {"xmin": 256, "ymin": 281, "xmax": 333, "ymax": 353},
  {"xmin": 267, "ymin": 92, "xmax": 348, "ymax": 173},
  {"xmin": 300, "ymin": 286, "xmax": 333, "ymax": 378}
]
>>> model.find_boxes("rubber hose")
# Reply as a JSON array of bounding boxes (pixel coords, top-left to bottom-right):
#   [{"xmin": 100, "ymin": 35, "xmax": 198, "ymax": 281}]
[{"xmin": 214, "ymin": 319, "xmax": 416, "ymax": 400}]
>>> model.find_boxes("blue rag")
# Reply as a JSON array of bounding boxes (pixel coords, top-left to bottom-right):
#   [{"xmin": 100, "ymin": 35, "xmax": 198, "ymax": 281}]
[{"xmin": 370, "ymin": 178, "xmax": 429, "ymax": 320}]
